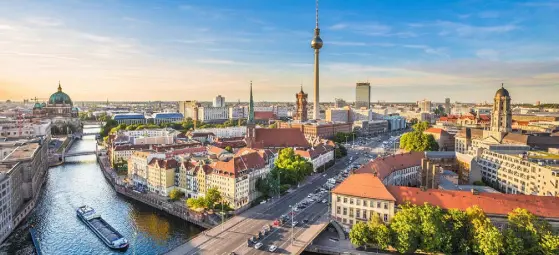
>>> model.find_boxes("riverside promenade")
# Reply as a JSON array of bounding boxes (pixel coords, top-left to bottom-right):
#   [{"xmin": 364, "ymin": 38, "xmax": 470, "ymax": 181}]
[{"xmin": 96, "ymin": 155, "xmax": 215, "ymax": 229}]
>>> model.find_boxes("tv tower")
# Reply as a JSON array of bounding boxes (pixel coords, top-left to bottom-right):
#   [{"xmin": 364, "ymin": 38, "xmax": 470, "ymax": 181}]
[{"xmin": 311, "ymin": 0, "xmax": 323, "ymax": 120}]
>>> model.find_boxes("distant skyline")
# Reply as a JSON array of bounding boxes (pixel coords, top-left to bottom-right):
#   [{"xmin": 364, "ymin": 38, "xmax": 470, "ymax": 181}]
[{"xmin": 1, "ymin": 0, "xmax": 558, "ymax": 103}]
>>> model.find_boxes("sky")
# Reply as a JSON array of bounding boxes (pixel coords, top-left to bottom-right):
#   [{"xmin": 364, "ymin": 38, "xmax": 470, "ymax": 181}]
[{"xmin": 0, "ymin": 0, "xmax": 558, "ymax": 104}]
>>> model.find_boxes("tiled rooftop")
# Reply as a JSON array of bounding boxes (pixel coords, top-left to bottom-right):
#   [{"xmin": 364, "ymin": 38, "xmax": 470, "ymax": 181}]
[{"xmin": 332, "ymin": 173, "xmax": 395, "ymax": 201}]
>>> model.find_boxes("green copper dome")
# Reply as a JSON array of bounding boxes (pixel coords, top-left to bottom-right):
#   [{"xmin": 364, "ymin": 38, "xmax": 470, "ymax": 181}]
[
  {"xmin": 33, "ymin": 102, "xmax": 42, "ymax": 109},
  {"xmin": 48, "ymin": 82, "xmax": 73, "ymax": 105}
]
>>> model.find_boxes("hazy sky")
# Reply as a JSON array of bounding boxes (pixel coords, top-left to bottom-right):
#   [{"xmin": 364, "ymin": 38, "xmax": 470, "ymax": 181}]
[{"xmin": 1, "ymin": 0, "xmax": 558, "ymax": 103}]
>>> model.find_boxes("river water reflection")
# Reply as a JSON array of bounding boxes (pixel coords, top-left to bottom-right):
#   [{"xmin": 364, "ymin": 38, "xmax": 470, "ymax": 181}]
[{"xmin": 3, "ymin": 126, "xmax": 202, "ymax": 255}]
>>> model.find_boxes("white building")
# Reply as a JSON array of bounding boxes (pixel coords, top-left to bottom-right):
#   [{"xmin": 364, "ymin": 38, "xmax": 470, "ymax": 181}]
[
  {"xmin": 0, "ymin": 119, "xmax": 51, "ymax": 138},
  {"xmin": 193, "ymin": 126, "xmax": 246, "ymax": 138},
  {"xmin": 197, "ymin": 107, "xmax": 229, "ymax": 122},
  {"xmin": 295, "ymin": 144, "xmax": 335, "ymax": 172},
  {"xmin": 325, "ymin": 108, "xmax": 349, "ymax": 122},
  {"xmin": 213, "ymin": 95, "xmax": 225, "ymax": 108},
  {"xmin": 228, "ymin": 107, "xmax": 246, "ymax": 120},
  {"xmin": 352, "ymin": 108, "xmax": 371, "ymax": 121}
]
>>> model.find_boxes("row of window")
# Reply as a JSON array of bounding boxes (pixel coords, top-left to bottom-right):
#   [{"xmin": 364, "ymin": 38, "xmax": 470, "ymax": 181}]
[{"xmin": 336, "ymin": 196, "xmax": 389, "ymax": 209}]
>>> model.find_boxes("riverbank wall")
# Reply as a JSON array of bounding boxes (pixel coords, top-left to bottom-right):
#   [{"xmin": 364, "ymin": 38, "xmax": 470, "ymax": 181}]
[{"xmin": 96, "ymin": 155, "xmax": 214, "ymax": 229}]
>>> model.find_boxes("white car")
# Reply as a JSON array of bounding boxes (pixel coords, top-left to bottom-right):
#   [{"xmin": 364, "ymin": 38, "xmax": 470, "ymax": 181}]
[
  {"xmin": 254, "ymin": 242, "xmax": 263, "ymax": 249},
  {"xmin": 292, "ymin": 221, "xmax": 299, "ymax": 227},
  {"xmin": 321, "ymin": 199, "xmax": 327, "ymax": 203},
  {"xmin": 268, "ymin": 245, "xmax": 278, "ymax": 252}
]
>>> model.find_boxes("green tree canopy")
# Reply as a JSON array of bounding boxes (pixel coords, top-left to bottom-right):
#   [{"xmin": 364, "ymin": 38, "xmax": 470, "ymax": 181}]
[
  {"xmin": 389, "ymin": 203, "xmax": 421, "ymax": 254},
  {"xmin": 349, "ymin": 221, "xmax": 372, "ymax": 248},
  {"xmin": 368, "ymin": 213, "xmax": 391, "ymax": 250},
  {"xmin": 444, "ymin": 209, "xmax": 471, "ymax": 254},
  {"xmin": 540, "ymin": 232, "xmax": 559, "ymax": 255},
  {"xmin": 186, "ymin": 197, "xmax": 206, "ymax": 209},
  {"xmin": 274, "ymin": 148, "xmax": 313, "ymax": 185},
  {"xmin": 169, "ymin": 189, "xmax": 184, "ymax": 201},
  {"xmin": 466, "ymin": 206, "xmax": 504, "ymax": 255},
  {"xmin": 205, "ymin": 187, "xmax": 222, "ymax": 210},
  {"xmin": 504, "ymin": 208, "xmax": 552, "ymax": 255},
  {"xmin": 417, "ymin": 203, "xmax": 452, "ymax": 253},
  {"xmin": 399, "ymin": 121, "xmax": 439, "ymax": 151}
]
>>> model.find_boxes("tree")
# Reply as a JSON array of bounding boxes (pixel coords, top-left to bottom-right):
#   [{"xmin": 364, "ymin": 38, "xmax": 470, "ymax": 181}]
[
  {"xmin": 349, "ymin": 221, "xmax": 372, "ymax": 248},
  {"xmin": 274, "ymin": 148, "xmax": 313, "ymax": 185},
  {"xmin": 399, "ymin": 121, "xmax": 439, "ymax": 151},
  {"xmin": 205, "ymin": 187, "xmax": 222, "ymax": 210},
  {"xmin": 169, "ymin": 189, "xmax": 184, "ymax": 201},
  {"xmin": 390, "ymin": 203, "xmax": 421, "ymax": 254},
  {"xmin": 417, "ymin": 203, "xmax": 452, "ymax": 253},
  {"xmin": 336, "ymin": 143, "xmax": 347, "ymax": 158},
  {"xmin": 224, "ymin": 146, "xmax": 233, "ymax": 153},
  {"xmin": 444, "ymin": 209, "xmax": 471, "ymax": 254},
  {"xmin": 540, "ymin": 232, "xmax": 559, "ymax": 255},
  {"xmin": 505, "ymin": 208, "xmax": 552, "ymax": 255},
  {"xmin": 466, "ymin": 206, "xmax": 504, "ymax": 255},
  {"xmin": 186, "ymin": 197, "xmax": 206, "ymax": 209},
  {"xmin": 268, "ymin": 123, "xmax": 277, "ymax": 129},
  {"xmin": 368, "ymin": 213, "xmax": 391, "ymax": 250}
]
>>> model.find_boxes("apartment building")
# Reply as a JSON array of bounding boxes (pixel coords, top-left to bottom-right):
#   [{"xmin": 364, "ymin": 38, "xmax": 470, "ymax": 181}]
[
  {"xmin": 332, "ymin": 172, "xmax": 559, "ymax": 231},
  {"xmin": 331, "ymin": 173, "xmax": 396, "ymax": 231},
  {"xmin": 475, "ymin": 150, "xmax": 559, "ymax": 196},
  {"xmin": 147, "ymin": 158, "xmax": 178, "ymax": 195},
  {"xmin": 0, "ymin": 140, "xmax": 48, "ymax": 243},
  {"xmin": 295, "ymin": 144, "xmax": 335, "ymax": 172},
  {"xmin": 356, "ymin": 152, "xmax": 425, "ymax": 187}
]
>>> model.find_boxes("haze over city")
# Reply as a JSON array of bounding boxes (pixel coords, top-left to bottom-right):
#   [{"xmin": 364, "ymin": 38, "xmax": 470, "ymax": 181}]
[{"xmin": 1, "ymin": 0, "xmax": 558, "ymax": 103}]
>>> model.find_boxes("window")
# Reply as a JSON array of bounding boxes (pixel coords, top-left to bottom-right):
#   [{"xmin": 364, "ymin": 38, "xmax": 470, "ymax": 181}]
[
  {"xmin": 337, "ymin": 196, "xmax": 341, "ymax": 202},
  {"xmin": 377, "ymin": 202, "xmax": 381, "ymax": 208},
  {"xmin": 384, "ymin": 203, "xmax": 388, "ymax": 210},
  {"xmin": 349, "ymin": 220, "xmax": 353, "ymax": 225},
  {"xmin": 343, "ymin": 197, "xmax": 348, "ymax": 203},
  {"xmin": 349, "ymin": 208, "xmax": 354, "ymax": 217},
  {"xmin": 343, "ymin": 207, "xmax": 347, "ymax": 216},
  {"xmin": 356, "ymin": 209, "xmax": 360, "ymax": 218},
  {"xmin": 337, "ymin": 206, "xmax": 341, "ymax": 214},
  {"xmin": 384, "ymin": 214, "xmax": 388, "ymax": 222},
  {"xmin": 363, "ymin": 200, "xmax": 367, "ymax": 207},
  {"xmin": 370, "ymin": 200, "xmax": 375, "ymax": 208},
  {"xmin": 350, "ymin": 198, "xmax": 354, "ymax": 205}
]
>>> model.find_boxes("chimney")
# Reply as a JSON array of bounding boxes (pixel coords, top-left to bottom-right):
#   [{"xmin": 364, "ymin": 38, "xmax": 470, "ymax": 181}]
[{"xmin": 471, "ymin": 188, "xmax": 479, "ymax": 195}]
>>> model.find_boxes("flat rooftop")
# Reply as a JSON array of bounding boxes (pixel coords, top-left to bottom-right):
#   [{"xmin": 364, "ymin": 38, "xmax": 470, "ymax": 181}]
[{"xmin": 3, "ymin": 143, "xmax": 40, "ymax": 161}]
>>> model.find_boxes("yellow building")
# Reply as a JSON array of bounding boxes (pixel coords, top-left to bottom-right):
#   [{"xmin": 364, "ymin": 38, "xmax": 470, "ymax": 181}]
[
  {"xmin": 147, "ymin": 158, "xmax": 178, "ymax": 196},
  {"xmin": 331, "ymin": 173, "xmax": 396, "ymax": 231}
]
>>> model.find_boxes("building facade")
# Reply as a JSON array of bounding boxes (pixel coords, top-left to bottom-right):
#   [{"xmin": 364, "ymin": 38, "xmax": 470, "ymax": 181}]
[
  {"xmin": 213, "ymin": 95, "xmax": 225, "ymax": 108},
  {"xmin": 197, "ymin": 107, "xmax": 229, "ymax": 123},
  {"xmin": 491, "ymin": 84, "xmax": 512, "ymax": 133},
  {"xmin": 178, "ymin": 101, "xmax": 201, "ymax": 120},
  {"xmin": 294, "ymin": 87, "xmax": 308, "ymax": 122},
  {"xmin": 355, "ymin": 82, "xmax": 371, "ymax": 109}
]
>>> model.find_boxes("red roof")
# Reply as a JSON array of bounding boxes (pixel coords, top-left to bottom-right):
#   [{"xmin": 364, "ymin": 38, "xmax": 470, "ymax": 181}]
[
  {"xmin": 207, "ymin": 145, "xmax": 227, "ymax": 155},
  {"xmin": 148, "ymin": 158, "xmax": 178, "ymax": 169},
  {"xmin": 250, "ymin": 128, "xmax": 309, "ymax": 149},
  {"xmin": 332, "ymin": 173, "xmax": 395, "ymax": 201},
  {"xmin": 479, "ymin": 114, "xmax": 491, "ymax": 121},
  {"xmin": 356, "ymin": 152, "xmax": 425, "ymax": 180},
  {"xmin": 295, "ymin": 144, "xmax": 334, "ymax": 159},
  {"xmin": 387, "ymin": 186, "xmax": 559, "ymax": 219},
  {"xmin": 424, "ymin": 127, "xmax": 444, "ymax": 134},
  {"xmin": 164, "ymin": 146, "xmax": 206, "ymax": 157},
  {"xmin": 254, "ymin": 111, "xmax": 277, "ymax": 120},
  {"xmin": 211, "ymin": 151, "xmax": 266, "ymax": 177}
]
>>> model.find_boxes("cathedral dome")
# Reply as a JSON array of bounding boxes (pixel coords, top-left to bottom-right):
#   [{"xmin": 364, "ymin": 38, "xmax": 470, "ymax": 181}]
[
  {"xmin": 49, "ymin": 82, "xmax": 73, "ymax": 105},
  {"xmin": 495, "ymin": 84, "xmax": 510, "ymax": 98}
]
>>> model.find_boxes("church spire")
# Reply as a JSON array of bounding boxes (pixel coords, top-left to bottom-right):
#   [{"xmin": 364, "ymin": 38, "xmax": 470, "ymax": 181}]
[
  {"xmin": 58, "ymin": 81, "xmax": 62, "ymax": 92},
  {"xmin": 248, "ymin": 81, "xmax": 255, "ymax": 124}
]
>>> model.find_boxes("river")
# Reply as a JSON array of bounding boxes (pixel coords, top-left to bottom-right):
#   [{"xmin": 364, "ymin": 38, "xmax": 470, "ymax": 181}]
[{"xmin": 2, "ymin": 125, "xmax": 202, "ymax": 255}]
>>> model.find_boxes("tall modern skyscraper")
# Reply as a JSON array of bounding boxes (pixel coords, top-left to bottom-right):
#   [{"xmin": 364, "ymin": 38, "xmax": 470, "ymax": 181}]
[
  {"xmin": 444, "ymin": 98, "xmax": 451, "ymax": 115},
  {"xmin": 355, "ymin": 82, "xmax": 371, "ymax": 109},
  {"xmin": 311, "ymin": 0, "xmax": 323, "ymax": 120},
  {"xmin": 213, "ymin": 95, "xmax": 225, "ymax": 107}
]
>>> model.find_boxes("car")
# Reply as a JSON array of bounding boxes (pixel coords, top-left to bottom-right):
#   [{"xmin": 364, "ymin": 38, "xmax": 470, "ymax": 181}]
[
  {"xmin": 321, "ymin": 199, "xmax": 327, "ymax": 203},
  {"xmin": 302, "ymin": 218, "xmax": 309, "ymax": 223},
  {"xmin": 294, "ymin": 207, "xmax": 300, "ymax": 212},
  {"xmin": 260, "ymin": 200, "xmax": 267, "ymax": 204},
  {"xmin": 269, "ymin": 245, "xmax": 278, "ymax": 252},
  {"xmin": 329, "ymin": 237, "xmax": 339, "ymax": 242},
  {"xmin": 307, "ymin": 194, "xmax": 313, "ymax": 198},
  {"xmin": 254, "ymin": 242, "xmax": 263, "ymax": 249},
  {"xmin": 292, "ymin": 221, "xmax": 299, "ymax": 227}
]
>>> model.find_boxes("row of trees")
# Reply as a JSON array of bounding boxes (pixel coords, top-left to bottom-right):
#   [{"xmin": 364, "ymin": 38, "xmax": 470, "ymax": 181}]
[
  {"xmin": 399, "ymin": 121, "xmax": 439, "ymax": 151},
  {"xmin": 349, "ymin": 203, "xmax": 559, "ymax": 255},
  {"xmin": 185, "ymin": 187, "xmax": 230, "ymax": 211}
]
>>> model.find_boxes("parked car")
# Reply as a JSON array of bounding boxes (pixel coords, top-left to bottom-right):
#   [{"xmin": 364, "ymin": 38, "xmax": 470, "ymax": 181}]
[
  {"xmin": 254, "ymin": 242, "xmax": 263, "ymax": 249},
  {"xmin": 292, "ymin": 221, "xmax": 299, "ymax": 227},
  {"xmin": 269, "ymin": 245, "xmax": 278, "ymax": 252}
]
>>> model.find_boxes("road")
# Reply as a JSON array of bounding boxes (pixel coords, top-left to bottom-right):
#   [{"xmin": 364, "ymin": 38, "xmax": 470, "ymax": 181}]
[{"xmin": 167, "ymin": 134, "xmax": 396, "ymax": 255}]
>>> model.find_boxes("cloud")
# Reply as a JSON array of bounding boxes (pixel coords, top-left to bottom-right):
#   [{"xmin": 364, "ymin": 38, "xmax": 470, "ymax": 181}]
[
  {"xmin": 329, "ymin": 23, "xmax": 348, "ymax": 30},
  {"xmin": 403, "ymin": 45, "xmax": 449, "ymax": 58},
  {"xmin": 0, "ymin": 24, "xmax": 14, "ymax": 30},
  {"xmin": 328, "ymin": 22, "xmax": 416, "ymax": 37},
  {"xmin": 521, "ymin": 1, "xmax": 559, "ymax": 8},
  {"xmin": 79, "ymin": 33, "xmax": 114, "ymax": 43},
  {"xmin": 435, "ymin": 21, "xmax": 518, "ymax": 37},
  {"xmin": 329, "ymin": 41, "xmax": 367, "ymax": 46},
  {"xmin": 0, "ymin": 51, "xmax": 79, "ymax": 61},
  {"xmin": 196, "ymin": 58, "xmax": 248, "ymax": 65},
  {"xmin": 475, "ymin": 49, "xmax": 500, "ymax": 61},
  {"xmin": 25, "ymin": 17, "xmax": 63, "ymax": 27}
]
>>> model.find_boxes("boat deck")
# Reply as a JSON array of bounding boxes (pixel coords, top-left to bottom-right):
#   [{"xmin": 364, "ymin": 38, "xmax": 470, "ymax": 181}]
[{"xmin": 89, "ymin": 218, "xmax": 122, "ymax": 243}]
